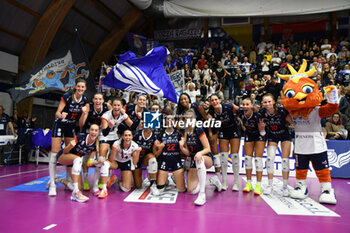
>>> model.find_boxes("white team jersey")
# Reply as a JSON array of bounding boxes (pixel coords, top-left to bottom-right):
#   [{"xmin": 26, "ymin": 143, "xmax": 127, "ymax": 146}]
[
  {"xmin": 100, "ymin": 110, "xmax": 128, "ymax": 141},
  {"xmin": 292, "ymin": 106, "xmax": 327, "ymax": 154},
  {"xmin": 113, "ymin": 140, "xmax": 139, "ymax": 163}
]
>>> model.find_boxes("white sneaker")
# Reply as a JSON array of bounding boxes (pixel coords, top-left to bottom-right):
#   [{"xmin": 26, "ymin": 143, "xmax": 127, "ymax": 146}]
[
  {"xmin": 151, "ymin": 186, "xmax": 161, "ymax": 196},
  {"xmin": 290, "ymin": 185, "xmax": 308, "ymax": 199},
  {"xmin": 232, "ymin": 182, "xmax": 240, "ymax": 191},
  {"xmin": 150, "ymin": 183, "xmax": 158, "ymax": 194},
  {"xmin": 194, "ymin": 192, "xmax": 206, "ymax": 206},
  {"xmin": 282, "ymin": 187, "xmax": 290, "ymax": 197},
  {"xmin": 319, "ymin": 188, "xmax": 337, "ymax": 205},
  {"xmin": 209, "ymin": 176, "xmax": 222, "ymax": 192},
  {"xmin": 142, "ymin": 177, "xmax": 151, "ymax": 187},
  {"xmin": 48, "ymin": 185, "xmax": 56, "ymax": 196},
  {"xmin": 71, "ymin": 191, "xmax": 89, "ymax": 203},
  {"xmin": 264, "ymin": 185, "xmax": 273, "ymax": 195}
]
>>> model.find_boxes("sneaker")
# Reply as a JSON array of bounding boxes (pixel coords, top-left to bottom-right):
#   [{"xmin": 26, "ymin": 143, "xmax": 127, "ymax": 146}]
[
  {"xmin": 319, "ymin": 188, "xmax": 337, "ymax": 205},
  {"xmin": 243, "ymin": 182, "xmax": 253, "ymax": 193},
  {"xmin": 92, "ymin": 189, "xmax": 101, "ymax": 196},
  {"xmin": 264, "ymin": 185, "xmax": 273, "ymax": 195},
  {"xmin": 83, "ymin": 180, "xmax": 90, "ymax": 191},
  {"xmin": 150, "ymin": 183, "xmax": 158, "ymax": 195},
  {"xmin": 151, "ymin": 187, "xmax": 161, "ymax": 196},
  {"xmin": 282, "ymin": 187, "xmax": 290, "ymax": 197},
  {"xmin": 98, "ymin": 190, "xmax": 108, "ymax": 199},
  {"xmin": 70, "ymin": 191, "xmax": 89, "ymax": 203},
  {"xmin": 232, "ymin": 182, "xmax": 240, "ymax": 191},
  {"xmin": 290, "ymin": 185, "xmax": 308, "ymax": 199},
  {"xmin": 194, "ymin": 192, "xmax": 206, "ymax": 206},
  {"xmin": 142, "ymin": 177, "xmax": 151, "ymax": 187},
  {"xmin": 48, "ymin": 185, "xmax": 56, "ymax": 196},
  {"xmin": 98, "ymin": 180, "xmax": 103, "ymax": 190},
  {"xmin": 254, "ymin": 184, "xmax": 262, "ymax": 195},
  {"xmin": 107, "ymin": 175, "xmax": 118, "ymax": 188},
  {"xmin": 209, "ymin": 176, "xmax": 222, "ymax": 192}
]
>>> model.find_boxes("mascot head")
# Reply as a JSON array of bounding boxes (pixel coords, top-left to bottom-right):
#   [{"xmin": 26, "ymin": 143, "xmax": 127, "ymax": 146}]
[{"xmin": 278, "ymin": 59, "xmax": 323, "ymax": 118}]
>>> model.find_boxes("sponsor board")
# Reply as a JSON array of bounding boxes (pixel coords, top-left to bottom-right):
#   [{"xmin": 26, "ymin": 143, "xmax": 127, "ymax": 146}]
[
  {"xmin": 242, "ymin": 177, "xmax": 340, "ymax": 217},
  {"xmin": 124, "ymin": 186, "xmax": 178, "ymax": 204}
]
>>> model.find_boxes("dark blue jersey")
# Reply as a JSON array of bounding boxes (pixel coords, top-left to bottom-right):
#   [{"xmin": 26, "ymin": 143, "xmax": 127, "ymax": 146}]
[
  {"xmin": 83, "ymin": 102, "xmax": 109, "ymax": 132},
  {"xmin": 237, "ymin": 108, "xmax": 260, "ymax": 134},
  {"xmin": 119, "ymin": 104, "xmax": 144, "ymax": 132},
  {"xmin": 186, "ymin": 128, "xmax": 206, "ymax": 156},
  {"xmin": 70, "ymin": 134, "xmax": 97, "ymax": 157},
  {"xmin": 258, "ymin": 107, "xmax": 290, "ymax": 135},
  {"xmin": 158, "ymin": 130, "xmax": 182, "ymax": 158},
  {"xmin": 177, "ymin": 103, "xmax": 205, "ymax": 121},
  {"xmin": 0, "ymin": 113, "xmax": 11, "ymax": 135},
  {"xmin": 134, "ymin": 130, "xmax": 157, "ymax": 157},
  {"xmin": 57, "ymin": 93, "xmax": 88, "ymax": 124},
  {"xmin": 211, "ymin": 103, "xmax": 237, "ymax": 129}
]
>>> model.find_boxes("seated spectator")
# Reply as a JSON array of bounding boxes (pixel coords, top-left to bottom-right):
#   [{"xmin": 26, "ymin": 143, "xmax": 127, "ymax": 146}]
[
  {"xmin": 326, "ymin": 113, "xmax": 347, "ymax": 140},
  {"xmin": 185, "ymin": 82, "xmax": 200, "ymax": 103}
]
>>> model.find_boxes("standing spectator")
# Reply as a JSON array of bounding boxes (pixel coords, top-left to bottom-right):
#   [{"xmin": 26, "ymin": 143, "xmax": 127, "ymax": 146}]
[
  {"xmin": 338, "ymin": 46, "xmax": 350, "ymax": 68},
  {"xmin": 271, "ymin": 52, "xmax": 281, "ymax": 74},
  {"xmin": 232, "ymin": 68, "xmax": 246, "ymax": 99},
  {"xmin": 0, "ymin": 106, "xmax": 16, "ymax": 137},
  {"xmin": 197, "ymin": 54, "xmax": 207, "ymax": 70},
  {"xmin": 263, "ymin": 76, "xmax": 282, "ymax": 101},
  {"xmin": 321, "ymin": 38, "xmax": 332, "ymax": 57},
  {"xmin": 261, "ymin": 57, "xmax": 270, "ymax": 75},
  {"xmin": 338, "ymin": 64, "xmax": 350, "ymax": 86}
]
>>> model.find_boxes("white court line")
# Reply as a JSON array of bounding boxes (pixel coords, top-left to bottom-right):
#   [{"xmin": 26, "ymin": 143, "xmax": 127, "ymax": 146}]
[
  {"xmin": 0, "ymin": 168, "xmax": 49, "ymax": 178},
  {"xmin": 43, "ymin": 224, "xmax": 57, "ymax": 230}
]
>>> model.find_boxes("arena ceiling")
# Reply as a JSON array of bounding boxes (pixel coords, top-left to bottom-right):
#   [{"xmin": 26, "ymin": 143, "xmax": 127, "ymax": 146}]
[{"xmin": 0, "ymin": 0, "xmax": 349, "ymax": 77}]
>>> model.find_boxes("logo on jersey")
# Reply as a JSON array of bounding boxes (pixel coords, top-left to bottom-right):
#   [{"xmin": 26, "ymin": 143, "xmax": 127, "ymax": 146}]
[{"xmin": 144, "ymin": 111, "xmax": 161, "ymax": 129}]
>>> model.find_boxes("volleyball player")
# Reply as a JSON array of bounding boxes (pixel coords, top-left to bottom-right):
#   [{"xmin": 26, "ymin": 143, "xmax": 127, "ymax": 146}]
[
  {"xmin": 57, "ymin": 124, "xmax": 100, "ymax": 202},
  {"xmin": 48, "ymin": 79, "xmax": 89, "ymax": 196},
  {"xmin": 237, "ymin": 98, "xmax": 266, "ymax": 195},
  {"xmin": 208, "ymin": 94, "xmax": 241, "ymax": 191},
  {"xmin": 260, "ymin": 93, "xmax": 292, "ymax": 196}
]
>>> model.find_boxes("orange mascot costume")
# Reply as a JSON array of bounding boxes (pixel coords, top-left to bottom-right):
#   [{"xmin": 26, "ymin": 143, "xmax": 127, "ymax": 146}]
[{"xmin": 278, "ymin": 60, "xmax": 338, "ymax": 204}]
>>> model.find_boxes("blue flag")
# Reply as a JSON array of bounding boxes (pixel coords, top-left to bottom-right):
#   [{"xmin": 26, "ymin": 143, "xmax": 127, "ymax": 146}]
[{"xmin": 102, "ymin": 47, "xmax": 178, "ymax": 103}]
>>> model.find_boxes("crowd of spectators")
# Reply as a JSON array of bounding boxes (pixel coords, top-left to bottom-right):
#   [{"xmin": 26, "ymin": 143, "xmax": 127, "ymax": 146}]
[{"xmin": 98, "ymin": 36, "xmax": 350, "ymax": 140}]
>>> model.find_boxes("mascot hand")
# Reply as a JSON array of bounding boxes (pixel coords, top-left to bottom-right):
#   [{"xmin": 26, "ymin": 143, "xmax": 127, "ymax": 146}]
[{"xmin": 324, "ymin": 85, "xmax": 339, "ymax": 104}]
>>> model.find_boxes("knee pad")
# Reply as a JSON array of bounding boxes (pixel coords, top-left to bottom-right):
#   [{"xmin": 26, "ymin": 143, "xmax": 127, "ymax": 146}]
[
  {"xmin": 282, "ymin": 158, "xmax": 290, "ymax": 172},
  {"xmin": 195, "ymin": 158, "xmax": 205, "ymax": 170},
  {"xmin": 130, "ymin": 161, "xmax": 136, "ymax": 171},
  {"xmin": 120, "ymin": 183, "xmax": 131, "ymax": 192},
  {"xmin": 231, "ymin": 153, "xmax": 239, "ymax": 167},
  {"xmin": 49, "ymin": 152, "xmax": 57, "ymax": 164},
  {"xmin": 266, "ymin": 146, "xmax": 277, "ymax": 174},
  {"xmin": 71, "ymin": 157, "xmax": 82, "ymax": 176},
  {"xmin": 244, "ymin": 156, "xmax": 253, "ymax": 170},
  {"xmin": 213, "ymin": 154, "xmax": 221, "ymax": 168},
  {"xmin": 147, "ymin": 157, "xmax": 158, "ymax": 174},
  {"xmin": 255, "ymin": 157, "xmax": 263, "ymax": 172},
  {"xmin": 191, "ymin": 184, "xmax": 200, "ymax": 195},
  {"xmin": 100, "ymin": 161, "xmax": 110, "ymax": 177}
]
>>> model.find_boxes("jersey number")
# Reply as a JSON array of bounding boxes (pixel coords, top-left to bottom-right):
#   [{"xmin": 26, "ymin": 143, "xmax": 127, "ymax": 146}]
[
  {"xmin": 70, "ymin": 113, "xmax": 78, "ymax": 119},
  {"xmin": 167, "ymin": 144, "xmax": 175, "ymax": 151},
  {"xmin": 270, "ymin": 125, "xmax": 278, "ymax": 131}
]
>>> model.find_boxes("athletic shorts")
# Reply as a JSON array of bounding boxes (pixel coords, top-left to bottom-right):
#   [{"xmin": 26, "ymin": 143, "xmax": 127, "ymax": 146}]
[
  {"xmin": 52, "ymin": 122, "xmax": 75, "ymax": 138},
  {"xmin": 218, "ymin": 126, "xmax": 241, "ymax": 140},
  {"xmin": 295, "ymin": 151, "xmax": 329, "ymax": 171},
  {"xmin": 56, "ymin": 150, "xmax": 83, "ymax": 167},
  {"xmin": 244, "ymin": 132, "xmax": 266, "ymax": 142},
  {"xmin": 116, "ymin": 160, "xmax": 132, "ymax": 171},
  {"xmin": 158, "ymin": 156, "xmax": 183, "ymax": 171},
  {"xmin": 100, "ymin": 139, "xmax": 116, "ymax": 147},
  {"xmin": 190, "ymin": 152, "xmax": 214, "ymax": 168},
  {"xmin": 267, "ymin": 130, "xmax": 292, "ymax": 143}
]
